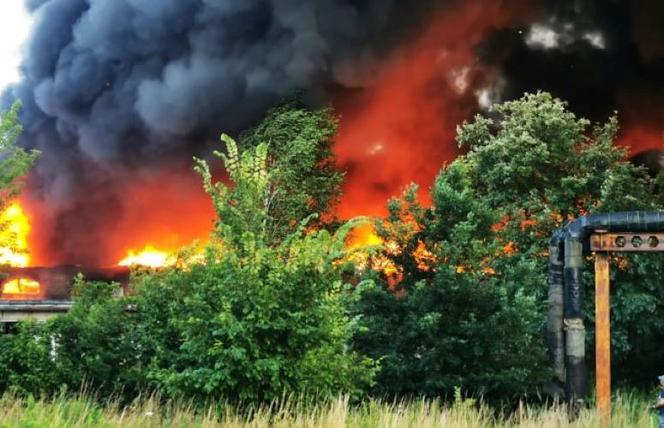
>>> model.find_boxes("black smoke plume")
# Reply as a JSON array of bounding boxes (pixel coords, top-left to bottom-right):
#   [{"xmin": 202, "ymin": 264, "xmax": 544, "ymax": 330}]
[
  {"xmin": 5, "ymin": 0, "xmax": 664, "ymax": 264},
  {"xmin": 4, "ymin": 0, "xmax": 442, "ymax": 265}
]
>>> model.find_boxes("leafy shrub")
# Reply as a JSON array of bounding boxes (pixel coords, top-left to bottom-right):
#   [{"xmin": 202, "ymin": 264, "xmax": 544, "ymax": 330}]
[
  {"xmin": 129, "ymin": 136, "xmax": 375, "ymax": 402},
  {"xmin": 353, "ymin": 92, "xmax": 664, "ymax": 399}
]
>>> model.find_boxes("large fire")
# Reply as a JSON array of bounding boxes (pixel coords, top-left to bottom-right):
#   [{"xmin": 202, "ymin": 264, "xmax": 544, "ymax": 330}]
[
  {"xmin": 4, "ymin": 0, "xmax": 656, "ymax": 298},
  {"xmin": 0, "ymin": 202, "xmax": 32, "ymax": 267},
  {"xmin": 0, "ymin": 202, "xmax": 44, "ymax": 299},
  {"xmin": 345, "ymin": 224, "xmax": 422, "ymax": 287},
  {"xmin": 118, "ymin": 245, "xmax": 176, "ymax": 268},
  {"xmin": 2, "ymin": 278, "xmax": 41, "ymax": 299},
  {"xmin": 0, "ymin": 201, "xmax": 183, "ymax": 270},
  {"xmin": 346, "ymin": 224, "xmax": 383, "ymax": 250},
  {"xmin": 334, "ymin": 2, "xmax": 532, "ymax": 218},
  {"xmin": 22, "ymin": 165, "xmax": 216, "ymax": 267}
]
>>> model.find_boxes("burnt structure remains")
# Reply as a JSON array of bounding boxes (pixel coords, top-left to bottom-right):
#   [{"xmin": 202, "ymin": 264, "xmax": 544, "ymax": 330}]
[{"xmin": 0, "ymin": 266, "xmax": 130, "ymax": 326}]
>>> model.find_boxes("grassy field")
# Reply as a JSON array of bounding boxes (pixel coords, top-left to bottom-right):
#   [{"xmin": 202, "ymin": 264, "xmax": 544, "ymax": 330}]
[{"xmin": 0, "ymin": 392, "xmax": 658, "ymax": 427}]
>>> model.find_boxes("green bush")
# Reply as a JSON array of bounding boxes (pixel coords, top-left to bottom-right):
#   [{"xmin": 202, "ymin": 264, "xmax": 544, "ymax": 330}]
[
  {"xmin": 352, "ymin": 92, "xmax": 664, "ymax": 399},
  {"xmin": 2, "ymin": 95, "xmax": 663, "ymax": 405},
  {"xmin": 47, "ymin": 278, "xmax": 142, "ymax": 397},
  {"xmin": 128, "ymin": 135, "xmax": 375, "ymax": 402},
  {"xmin": 0, "ymin": 320, "xmax": 57, "ymax": 396},
  {"xmin": 0, "ymin": 108, "xmax": 373, "ymax": 404},
  {"xmin": 239, "ymin": 103, "xmax": 344, "ymax": 242}
]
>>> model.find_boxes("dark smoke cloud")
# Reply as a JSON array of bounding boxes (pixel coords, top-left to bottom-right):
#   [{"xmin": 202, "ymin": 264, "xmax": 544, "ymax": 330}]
[
  {"xmin": 4, "ymin": 0, "xmax": 447, "ymax": 264},
  {"xmin": 11, "ymin": 0, "xmax": 443, "ymax": 160},
  {"xmin": 483, "ymin": 0, "xmax": 664, "ymax": 132},
  {"xmin": 7, "ymin": 0, "xmax": 664, "ymax": 264}
]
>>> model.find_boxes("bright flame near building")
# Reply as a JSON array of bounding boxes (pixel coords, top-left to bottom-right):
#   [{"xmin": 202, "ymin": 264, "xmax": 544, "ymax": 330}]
[
  {"xmin": 118, "ymin": 245, "xmax": 176, "ymax": 268},
  {"xmin": 0, "ymin": 202, "xmax": 32, "ymax": 267},
  {"xmin": 2, "ymin": 277, "xmax": 41, "ymax": 297}
]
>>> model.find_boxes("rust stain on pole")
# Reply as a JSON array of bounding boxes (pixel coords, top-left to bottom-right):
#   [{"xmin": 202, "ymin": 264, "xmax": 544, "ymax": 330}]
[{"xmin": 595, "ymin": 252, "xmax": 611, "ymax": 423}]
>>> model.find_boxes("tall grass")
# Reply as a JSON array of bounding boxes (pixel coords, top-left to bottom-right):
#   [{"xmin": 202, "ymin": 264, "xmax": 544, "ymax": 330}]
[{"xmin": 0, "ymin": 391, "xmax": 658, "ymax": 427}]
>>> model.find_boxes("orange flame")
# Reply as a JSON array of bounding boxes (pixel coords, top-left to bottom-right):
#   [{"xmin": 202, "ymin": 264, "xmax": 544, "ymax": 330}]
[
  {"xmin": 335, "ymin": 2, "xmax": 533, "ymax": 218},
  {"xmin": 413, "ymin": 240, "xmax": 437, "ymax": 272},
  {"xmin": 118, "ymin": 245, "xmax": 176, "ymax": 268},
  {"xmin": 503, "ymin": 241, "xmax": 518, "ymax": 256},
  {"xmin": 345, "ymin": 224, "xmax": 438, "ymax": 288},
  {"xmin": 346, "ymin": 224, "xmax": 383, "ymax": 250},
  {"xmin": 0, "ymin": 202, "xmax": 32, "ymax": 267},
  {"xmin": 2, "ymin": 277, "xmax": 41, "ymax": 299}
]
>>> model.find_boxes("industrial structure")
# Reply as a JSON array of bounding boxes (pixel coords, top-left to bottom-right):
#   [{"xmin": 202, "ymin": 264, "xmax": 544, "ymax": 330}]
[
  {"xmin": 548, "ymin": 211, "xmax": 664, "ymax": 420},
  {"xmin": 0, "ymin": 266, "xmax": 129, "ymax": 329}
]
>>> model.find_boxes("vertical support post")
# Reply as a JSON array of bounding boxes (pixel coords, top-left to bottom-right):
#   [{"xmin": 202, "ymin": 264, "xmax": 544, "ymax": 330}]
[
  {"xmin": 564, "ymin": 239, "xmax": 586, "ymax": 403},
  {"xmin": 547, "ymin": 235, "xmax": 565, "ymax": 396},
  {"xmin": 595, "ymin": 252, "xmax": 611, "ymax": 423}
]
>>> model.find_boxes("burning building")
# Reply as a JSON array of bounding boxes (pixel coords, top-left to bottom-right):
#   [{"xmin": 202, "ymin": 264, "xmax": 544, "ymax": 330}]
[
  {"xmin": 1, "ymin": 0, "xmax": 664, "ymax": 307},
  {"xmin": 0, "ymin": 201, "xmax": 130, "ymax": 321}
]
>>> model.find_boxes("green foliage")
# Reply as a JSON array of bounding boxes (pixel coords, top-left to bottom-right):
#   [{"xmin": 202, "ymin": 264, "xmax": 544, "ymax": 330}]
[
  {"xmin": 0, "ymin": 102, "xmax": 39, "ymax": 207},
  {"xmin": 3, "ymin": 94, "xmax": 662, "ymax": 406},
  {"xmin": 355, "ymin": 266, "xmax": 548, "ymax": 400},
  {"xmin": 46, "ymin": 277, "xmax": 142, "ymax": 397},
  {"xmin": 353, "ymin": 92, "xmax": 662, "ymax": 400},
  {"xmin": 195, "ymin": 135, "xmax": 271, "ymax": 250},
  {"xmin": 0, "ymin": 128, "xmax": 372, "ymax": 404},
  {"xmin": 0, "ymin": 321, "xmax": 57, "ymax": 396},
  {"xmin": 129, "ymin": 135, "xmax": 375, "ymax": 402},
  {"xmin": 0, "ymin": 107, "xmax": 367, "ymax": 404},
  {"xmin": 0, "ymin": 278, "xmax": 141, "ymax": 398},
  {"xmin": 353, "ymin": 188, "xmax": 549, "ymax": 401},
  {"xmin": 452, "ymin": 93, "xmax": 664, "ymax": 387},
  {"xmin": 239, "ymin": 104, "xmax": 344, "ymax": 241}
]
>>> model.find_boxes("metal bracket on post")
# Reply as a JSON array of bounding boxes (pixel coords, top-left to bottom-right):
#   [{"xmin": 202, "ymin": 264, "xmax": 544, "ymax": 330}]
[
  {"xmin": 590, "ymin": 233, "xmax": 664, "ymax": 252},
  {"xmin": 588, "ymin": 231, "xmax": 664, "ymax": 423}
]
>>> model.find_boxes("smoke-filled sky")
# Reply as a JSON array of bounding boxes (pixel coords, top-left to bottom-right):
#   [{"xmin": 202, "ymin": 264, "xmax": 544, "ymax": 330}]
[{"xmin": 3, "ymin": 0, "xmax": 664, "ymax": 266}]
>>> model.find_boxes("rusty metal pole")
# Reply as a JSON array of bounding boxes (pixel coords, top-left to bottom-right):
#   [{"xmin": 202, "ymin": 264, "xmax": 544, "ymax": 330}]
[{"xmin": 594, "ymin": 252, "xmax": 611, "ymax": 423}]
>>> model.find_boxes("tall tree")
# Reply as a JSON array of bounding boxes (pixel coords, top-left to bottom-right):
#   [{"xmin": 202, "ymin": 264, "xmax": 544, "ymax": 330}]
[
  {"xmin": 240, "ymin": 104, "xmax": 344, "ymax": 241},
  {"xmin": 125, "ymin": 135, "xmax": 374, "ymax": 402},
  {"xmin": 352, "ymin": 92, "xmax": 662, "ymax": 400}
]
